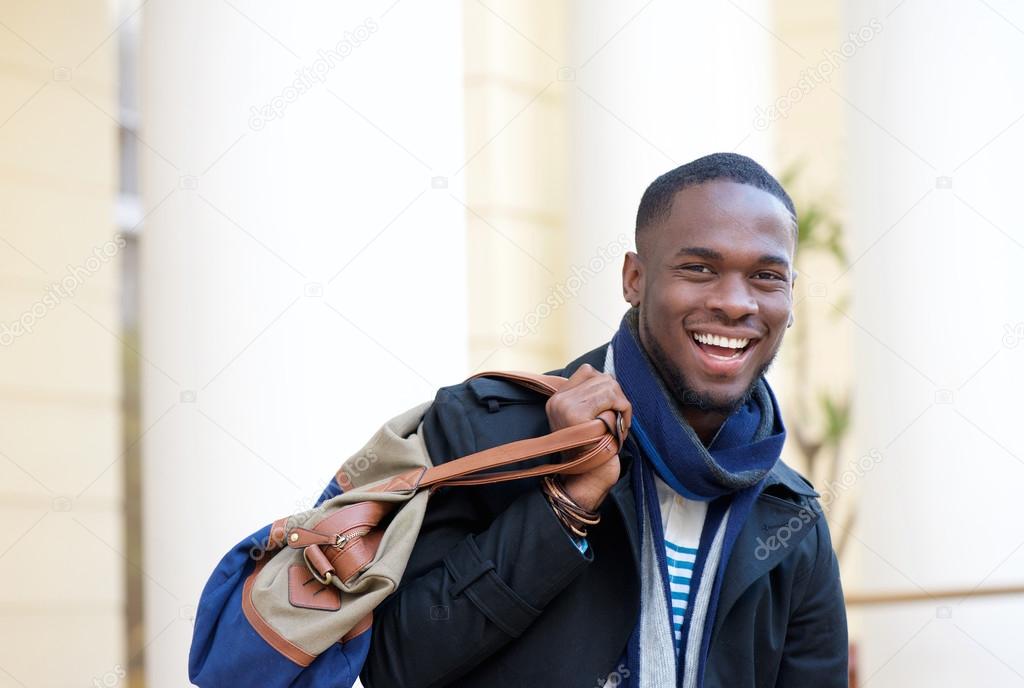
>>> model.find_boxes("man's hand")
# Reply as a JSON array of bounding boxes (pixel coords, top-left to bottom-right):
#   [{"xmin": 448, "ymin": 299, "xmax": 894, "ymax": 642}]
[{"xmin": 545, "ymin": 364, "xmax": 632, "ymax": 511}]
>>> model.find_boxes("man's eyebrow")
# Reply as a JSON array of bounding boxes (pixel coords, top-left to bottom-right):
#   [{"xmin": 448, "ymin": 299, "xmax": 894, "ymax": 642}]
[
  {"xmin": 674, "ymin": 247, "xmax": 723, "ymax": 260},
  {"xmin": 671, "ymin": 248, "xmax": 790, "ymax": 268},
  {"xmin": 674, "ymin": 247, "xmax": 792, "ymax": 270},
  {"xmin": 757, "ymin": 254, "xmax": 791, "ymax": 268}
]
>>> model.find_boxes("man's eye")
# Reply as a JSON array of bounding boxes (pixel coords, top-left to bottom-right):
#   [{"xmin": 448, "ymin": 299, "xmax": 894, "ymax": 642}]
[
  {"xmin": 754, "ymin": 271, "xmax": 784, "ymax": 280},
  {"xmin": 676, "ymin": 265, "xmax": 712, "ymax": 274}
]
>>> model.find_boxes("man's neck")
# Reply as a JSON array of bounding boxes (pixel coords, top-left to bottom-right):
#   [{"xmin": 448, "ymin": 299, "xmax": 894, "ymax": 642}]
[{"xmin": 681, "ymin": 406, "xmax": 728, "ymax": 447}]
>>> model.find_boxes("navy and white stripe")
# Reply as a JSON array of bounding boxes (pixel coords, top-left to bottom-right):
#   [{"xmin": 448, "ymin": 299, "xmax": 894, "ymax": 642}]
[{"xmin": 655, "ymin": 475, "xmax": 708, "ymax": 654}]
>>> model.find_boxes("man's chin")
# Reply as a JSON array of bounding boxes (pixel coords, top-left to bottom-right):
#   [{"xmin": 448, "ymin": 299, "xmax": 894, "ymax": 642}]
[{"xmin": 675, "ymin": 381, "xmax": 756, "ymax": 415}]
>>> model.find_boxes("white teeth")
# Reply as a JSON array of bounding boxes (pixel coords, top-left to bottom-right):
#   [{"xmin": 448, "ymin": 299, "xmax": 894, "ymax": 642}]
[{"xmin": 692, "ymin": 332, "xmax": 750, "ymax": 349}]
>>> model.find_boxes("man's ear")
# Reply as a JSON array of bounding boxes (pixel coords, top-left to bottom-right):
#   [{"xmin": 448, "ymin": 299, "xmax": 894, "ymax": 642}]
[{"xmin": 622, "ymin": 251, "xmax": 644, "ymax": 307}]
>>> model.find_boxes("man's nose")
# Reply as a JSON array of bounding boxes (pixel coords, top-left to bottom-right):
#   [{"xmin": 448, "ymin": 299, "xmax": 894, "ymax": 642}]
[{"xmin": 705, "ymin": 273, "xmax": 758, "ymax": 320}]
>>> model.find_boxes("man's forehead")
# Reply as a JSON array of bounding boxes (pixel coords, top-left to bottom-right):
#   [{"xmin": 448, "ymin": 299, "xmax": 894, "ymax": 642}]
[
  {"xmin": 658, "ymin": 181, "xmax": 796, "ymax": 252},
  {"xmin": 668, "ymin": 180, "xmax": 792, "ymax": 223}
]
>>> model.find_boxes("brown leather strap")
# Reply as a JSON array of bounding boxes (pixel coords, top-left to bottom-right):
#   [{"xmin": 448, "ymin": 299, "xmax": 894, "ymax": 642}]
[
  {"xmin": 465, "ymin": 370, "xmax": 568, "ymax": 395},
  {"xmin": 420, "ymin": 416, "xmax": 617, "ymax": 488},
  {"xmin": 412, "ymin": 370, "xmax": 623, "ymax": 491}
]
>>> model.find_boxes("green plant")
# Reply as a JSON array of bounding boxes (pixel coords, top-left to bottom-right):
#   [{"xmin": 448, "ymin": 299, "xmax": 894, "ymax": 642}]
[{"xmin": 781, "ymin": 163, "xmax": 855, "ymax": 560}]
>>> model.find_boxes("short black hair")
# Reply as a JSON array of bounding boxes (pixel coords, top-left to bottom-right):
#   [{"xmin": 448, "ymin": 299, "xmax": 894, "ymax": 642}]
[{"xmin": 635, "ymin": 152, "xmax": 796, "ymax": 250}]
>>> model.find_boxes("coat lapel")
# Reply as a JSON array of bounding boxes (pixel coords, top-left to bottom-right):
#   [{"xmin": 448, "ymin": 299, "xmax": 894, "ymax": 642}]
[
  {"xmin": 608, "ymin": 446, "xmax": 642, "ymax": 568},
  {"xmin": 711, "ymin": 466, "xmax": 821, "ymax": 642}
]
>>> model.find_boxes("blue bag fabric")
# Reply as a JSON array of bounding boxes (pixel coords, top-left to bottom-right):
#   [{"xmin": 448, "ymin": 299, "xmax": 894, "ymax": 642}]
[
  {"xmin": 187, "ymin": 398, "xmax": 439, "ymax": 687},
  {"xmin": 188, "ymin": 480, "xmax": 372, "ymax": 687}
]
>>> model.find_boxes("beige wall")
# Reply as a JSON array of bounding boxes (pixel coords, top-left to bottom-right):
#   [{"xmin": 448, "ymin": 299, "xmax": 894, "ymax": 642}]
[
  {"xmin": 770, "ymin": 0, "xmax": 854, "ymax": 420},
  {"xmin": 770, "ymin": 0, "xmax": 858, "ymax": 569},
  {"xmin": 768, "ymin": 0, "xmax": 865, "ymax": 650},
  {"xmin": 463, "ymin": 0, "xmax": 571, "ymax": 373},
  {"xmin": 0, "ymin": 1, "xmax": 125, "ymax": 686}
]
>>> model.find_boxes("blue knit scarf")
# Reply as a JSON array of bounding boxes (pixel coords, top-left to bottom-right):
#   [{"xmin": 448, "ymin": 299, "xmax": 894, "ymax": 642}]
[{"xmin": 609, "ymin": 307, "xmax": 787, "ymax": 687}]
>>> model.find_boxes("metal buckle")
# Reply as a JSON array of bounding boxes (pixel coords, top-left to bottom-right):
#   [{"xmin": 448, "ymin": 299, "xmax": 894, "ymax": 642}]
[{"xmin": 302, "ymin": 547, "xmax": 333, "ymax": 586}]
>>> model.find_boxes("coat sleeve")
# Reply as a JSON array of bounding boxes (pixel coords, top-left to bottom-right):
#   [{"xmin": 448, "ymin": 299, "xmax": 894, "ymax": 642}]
[
  {"xmin": 360, "ymin": 388, "xmax": 595, "ymax": 688},
  {"xmin": 774, "ymin": 513, "xmax": 849, "ymax": 687}
]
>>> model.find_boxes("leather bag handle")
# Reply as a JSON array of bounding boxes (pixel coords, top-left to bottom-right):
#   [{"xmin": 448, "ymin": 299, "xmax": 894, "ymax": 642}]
[{"xmin": 416, "ymin": 370, "xmax": 626, "ymax": 491}]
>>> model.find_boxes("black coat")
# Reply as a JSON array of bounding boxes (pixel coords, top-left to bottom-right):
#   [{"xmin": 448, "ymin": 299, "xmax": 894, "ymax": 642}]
[{"xmin": 361, "ymin": 342, "xmax": 848, "ymax": 688}]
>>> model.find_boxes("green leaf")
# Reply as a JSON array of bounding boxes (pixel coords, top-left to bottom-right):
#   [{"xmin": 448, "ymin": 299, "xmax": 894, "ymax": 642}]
[{"xmin": 818, "ymin": 392, "xmax": 851, "ymax": 447}]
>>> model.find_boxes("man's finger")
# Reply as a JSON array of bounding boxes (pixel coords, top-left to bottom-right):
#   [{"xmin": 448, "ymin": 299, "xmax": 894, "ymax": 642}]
[{"xmin": 561, "ymin": 363, "xmax": 598, "ymax": 390}]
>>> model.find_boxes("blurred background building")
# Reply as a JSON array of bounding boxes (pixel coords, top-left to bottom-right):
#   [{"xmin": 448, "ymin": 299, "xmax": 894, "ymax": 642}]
[{"xmin": 1, "ymin": 0, "xmax": 1023, "ymax": 686}]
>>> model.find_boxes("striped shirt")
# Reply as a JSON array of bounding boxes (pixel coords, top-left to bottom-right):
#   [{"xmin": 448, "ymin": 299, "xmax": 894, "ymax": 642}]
[{"xmin": 654, "ymin": 474, "xmax": 708, "ymax": 654}]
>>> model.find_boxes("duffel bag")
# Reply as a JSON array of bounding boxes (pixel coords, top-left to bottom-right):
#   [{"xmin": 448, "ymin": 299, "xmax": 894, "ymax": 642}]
[{"xmin": 188, "ymin": 370, "xmax": 624, "ymax": 687}]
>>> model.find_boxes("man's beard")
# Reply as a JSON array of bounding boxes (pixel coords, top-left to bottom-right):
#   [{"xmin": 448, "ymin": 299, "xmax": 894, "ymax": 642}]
[{"xmin": 640, "ymin": 309, "xmax": 780, "ymax": 415}]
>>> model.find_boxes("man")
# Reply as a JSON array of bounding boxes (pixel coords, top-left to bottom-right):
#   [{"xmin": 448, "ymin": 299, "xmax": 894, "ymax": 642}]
[{"xmin": 361, "ymin": 153, "xmax": 848, "ymax": 687}]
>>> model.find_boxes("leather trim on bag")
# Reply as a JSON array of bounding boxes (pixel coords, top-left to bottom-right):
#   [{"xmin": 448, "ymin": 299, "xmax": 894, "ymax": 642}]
[
  {"xmin": 341, "ymin": 612, "xmax": 373, "ymax": 642},
  {"xmin": 310, "ymin": 500, "xmax": 392, "ymax": 534},
  {"xmin": 369, "ymin": 467, "xmax": 426, "ymax": 493},
  {"xmin": 241, "ymin": 559, "xmax": 317, "ymax": 666},
  {"xmin": 288, "ymin": 565, "xmax": 343, "ymax": 611},
  {"xmin": 327, "ymin": 529, "xmax": 384, "ymax": 582},
  {"xmin": 268, "ymin": 518, "xmax": 289, "ymax": 550}
]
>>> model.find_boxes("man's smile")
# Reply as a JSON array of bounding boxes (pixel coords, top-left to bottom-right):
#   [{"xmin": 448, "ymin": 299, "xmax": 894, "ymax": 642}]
[{"xmin": 686, "ymin": 328, "xmax": 761, "ymax": 376}]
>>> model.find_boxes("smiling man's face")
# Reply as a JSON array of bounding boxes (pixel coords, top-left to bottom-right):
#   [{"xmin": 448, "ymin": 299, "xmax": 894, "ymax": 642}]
[{"xmin": 623, "ymin": 179, "xmax": 796, "ymax": 419}]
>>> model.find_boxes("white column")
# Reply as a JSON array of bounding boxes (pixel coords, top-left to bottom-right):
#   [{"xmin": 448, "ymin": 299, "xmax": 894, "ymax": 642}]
[
  {"xmin": 564, "ymin": 0, "xmax": 778, "ymax": 348},
  {"xmin": 842, "ymin": 1, "xmax": 1024, "ymax": 684},
  {"xmin": 139, "ymin": 2, "xmax": 466, "ymax": 685}
]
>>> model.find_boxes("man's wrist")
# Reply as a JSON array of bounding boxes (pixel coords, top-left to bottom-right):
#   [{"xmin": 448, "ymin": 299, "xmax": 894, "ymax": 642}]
[{"xmin": 561, "ymin": 476, "xmax": 611, "ymax": 512}]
